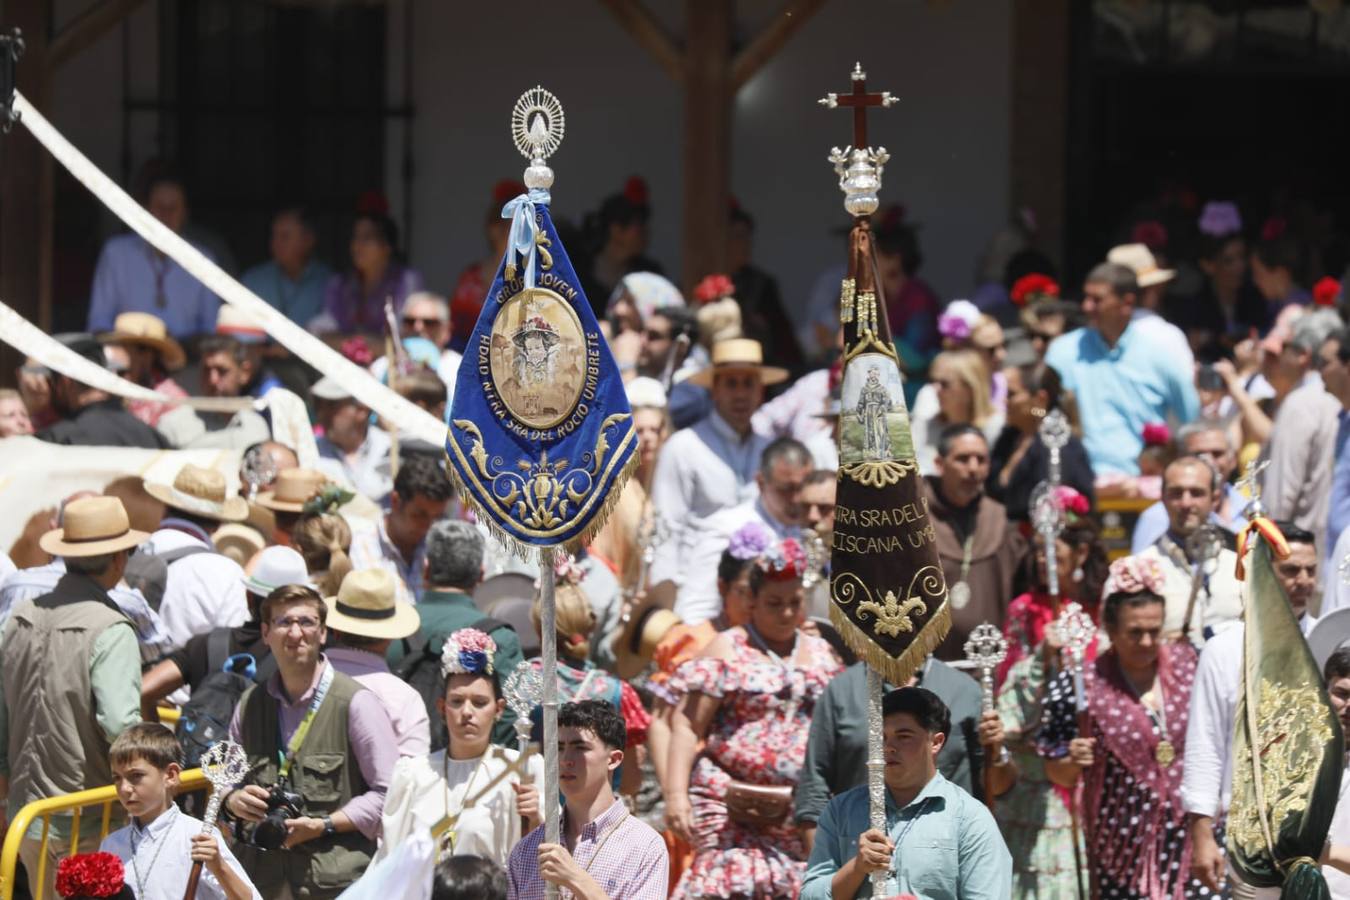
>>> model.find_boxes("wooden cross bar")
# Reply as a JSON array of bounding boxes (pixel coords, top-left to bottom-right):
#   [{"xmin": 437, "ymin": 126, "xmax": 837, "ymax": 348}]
[{"xmin": 819, "ymin": 61, "xmax": 896, "ymax": 149}]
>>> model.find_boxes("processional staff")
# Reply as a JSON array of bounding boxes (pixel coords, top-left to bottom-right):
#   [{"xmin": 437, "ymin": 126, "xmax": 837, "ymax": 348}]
[
  {"xmin": 1030, "ymin": 409, "xmax": 1071, "ymax": 601},
  {"xmin": 1051, "ymin": 600, "xmax": 1095, "ymax": 900},
  {"xmin": 182, "ymin": 741, "xmax": 250, "ymax": 900},
  {"xmin": 963, "ymin": 622, "xmax": 1008, "ymax": 813}
]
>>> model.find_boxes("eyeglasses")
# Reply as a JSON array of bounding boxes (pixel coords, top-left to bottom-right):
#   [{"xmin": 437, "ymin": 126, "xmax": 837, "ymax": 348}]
[
  {"xmin": 272, "ymin": 616, "xmax": 322, "ymax": 633},
  {"xmin": 402, "ymin": 316, "xmax": 444, "ymax": 328}
]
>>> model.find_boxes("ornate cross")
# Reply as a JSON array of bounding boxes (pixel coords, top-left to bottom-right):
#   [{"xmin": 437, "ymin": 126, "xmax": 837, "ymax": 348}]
[
  {"xmin": 503, "ymin": 665, "xmax": 543, "ymax": 753},
  {"xmin": 819, "ymin": 62, "xmax": 896, "ymax": 150},
  {"xmin": 1051, "ymin": 601, "xmax": 1095, "ymax": 711},
  {"xmin": 197, "ymin": 741, "xmax": 249, "ymax": 833},
  {"xmin": 1237, "ymin": 458, "xmax": 1271, "ymax": 520},
  {"xmin": 963, "ymin": 623, "xmax": 1008, "ymax": 714},
  {"xmin": 1038, "ymin": 410, "xmax": 1071, "ymax": 486},
  {"xmin": 1030, "ymin": 483, "xmax": 1064, "ymax": 596}
]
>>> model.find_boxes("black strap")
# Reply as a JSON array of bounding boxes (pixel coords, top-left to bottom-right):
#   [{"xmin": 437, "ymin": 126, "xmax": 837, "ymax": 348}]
[{"xmin": 207, "ymin": 627, "xmax": 233, "ymax": 674}]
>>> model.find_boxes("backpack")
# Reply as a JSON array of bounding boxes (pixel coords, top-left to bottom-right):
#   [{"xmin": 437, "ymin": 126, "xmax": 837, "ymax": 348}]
[
  {"xmin": 123, "ymin": 544, "xmax": 212, "ymax": 612},
  {"xmin": 395, "ymin": 616, "xmax": 510, "ymax": 753},
  {"xmin": 175, "ymin": 629, "xmax": 275, "ymax": 770}
]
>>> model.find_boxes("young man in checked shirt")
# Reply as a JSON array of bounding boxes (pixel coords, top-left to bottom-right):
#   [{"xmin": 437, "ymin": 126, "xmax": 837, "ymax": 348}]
[{"xmin": 507, "ymin": 700, "xmax": 668, "ymax": 899}]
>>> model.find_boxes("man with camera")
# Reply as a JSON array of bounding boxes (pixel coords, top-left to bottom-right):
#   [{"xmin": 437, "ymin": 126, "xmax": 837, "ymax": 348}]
[{"xmin": 225, "ymin": 584, "xmax": 398, "ymax": 899}]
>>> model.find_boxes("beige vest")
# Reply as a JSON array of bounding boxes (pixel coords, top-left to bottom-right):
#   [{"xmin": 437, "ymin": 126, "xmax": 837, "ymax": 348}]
[{"xmin": 3, "ymin": 575, "xmax": 131, "ymax": 810}]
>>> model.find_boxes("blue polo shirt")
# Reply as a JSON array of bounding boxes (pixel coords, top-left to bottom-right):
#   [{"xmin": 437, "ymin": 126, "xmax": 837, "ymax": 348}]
[{"xmin": 1045, "ymin": 323, "xmax": 1199, "ymax": 476}]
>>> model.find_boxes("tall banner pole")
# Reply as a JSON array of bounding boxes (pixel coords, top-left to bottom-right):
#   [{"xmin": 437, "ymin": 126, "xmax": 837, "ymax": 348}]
[
  {"xmin": 539, "ymin": 548, "xmax": 560, "ymax": 900},
  {"xmin": 819, "ymin": 64, "xmax": 951, "ymax": 898}
]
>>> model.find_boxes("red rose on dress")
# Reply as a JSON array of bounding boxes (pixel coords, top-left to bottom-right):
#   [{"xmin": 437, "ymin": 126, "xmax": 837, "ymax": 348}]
[
  {"xmin": 694, "ymin": 274, "xmax": 736, "ymax": 305},
  {"xmin": 1010, "ymin": 273, "xmax": 1060, "ymax": 308},
  {"xmin": 1313, "ymin": 276, "xmax": 1341, "ymax": 308},
  {"xmin": 56, "ymin": 853, "xmax": 125, "ymax": 899}
]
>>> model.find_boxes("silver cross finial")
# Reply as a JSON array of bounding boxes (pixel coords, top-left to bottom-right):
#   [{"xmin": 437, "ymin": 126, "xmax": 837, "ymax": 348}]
[
  {"xmin": 502, "ymin": 665, "xmax": 544, "ymax": 751},
  {"xmin": 1237, "ymin": 458, "xmax": 1271, "ymax": 520},
  {"xmin": 963, "ymin": 622, "xmax": 1008, "ymax": 713},
  {"xmin": 197, "ymin": 741, "xmax": 250, "ymax": 833}
]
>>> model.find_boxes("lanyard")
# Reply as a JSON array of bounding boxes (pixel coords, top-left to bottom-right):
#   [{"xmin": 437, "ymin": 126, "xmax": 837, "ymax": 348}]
[{"xmin": 278, "ymin": 664, "xmax": 335, "ymax": 780}]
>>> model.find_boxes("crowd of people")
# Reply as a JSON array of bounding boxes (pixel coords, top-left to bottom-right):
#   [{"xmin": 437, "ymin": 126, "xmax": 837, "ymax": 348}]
[{"xmin": 6, "ymin": 171, "xmax": 1350, "ymax": 900}]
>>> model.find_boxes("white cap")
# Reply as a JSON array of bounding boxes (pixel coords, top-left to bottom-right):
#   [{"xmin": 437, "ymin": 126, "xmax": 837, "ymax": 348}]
[
  {"xmin": 243, "ymin": 546, "xmax": 310, "ymax": 598},
  {"xmin": 310, "ymin": 376, "xmax": 352, "ymax": 401},
  {"xmin": 625, "ymin": 376, "xmax": 667, "ymax": 410}
]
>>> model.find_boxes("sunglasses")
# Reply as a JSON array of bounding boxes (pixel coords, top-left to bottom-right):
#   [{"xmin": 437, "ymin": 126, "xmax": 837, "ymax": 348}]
[{"xmin": 403, "ymin": 316, "xmax": 444, "ymax": 328}]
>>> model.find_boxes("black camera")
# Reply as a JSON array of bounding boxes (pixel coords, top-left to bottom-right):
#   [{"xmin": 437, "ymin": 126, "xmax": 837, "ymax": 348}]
[{"xmin": 235, "ymin": 784, "xmax": 303, "ymax": 850}]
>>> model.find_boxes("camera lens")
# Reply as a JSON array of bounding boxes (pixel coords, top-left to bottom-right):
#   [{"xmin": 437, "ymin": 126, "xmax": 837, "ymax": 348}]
[{"xmin": 251, "ymin": 813, "xmax": 291, "ymax": 850}]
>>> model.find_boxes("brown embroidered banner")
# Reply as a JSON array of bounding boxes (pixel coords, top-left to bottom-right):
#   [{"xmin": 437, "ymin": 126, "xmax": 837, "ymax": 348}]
[{"xmin": 828, "ymin": 216, "xmax": 950, "ymax": 685}]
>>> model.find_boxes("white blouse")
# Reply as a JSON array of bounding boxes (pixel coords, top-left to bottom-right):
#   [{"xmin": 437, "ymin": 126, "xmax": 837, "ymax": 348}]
[{"xmin": 379, "ymin": 744, "xmax": 544, "ymax": 868}]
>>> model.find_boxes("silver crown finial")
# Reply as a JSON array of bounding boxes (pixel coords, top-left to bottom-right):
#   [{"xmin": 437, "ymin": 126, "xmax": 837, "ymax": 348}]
[{"xmin": 511, "ymin": 86, "xmax": 565, "ymax": 190}]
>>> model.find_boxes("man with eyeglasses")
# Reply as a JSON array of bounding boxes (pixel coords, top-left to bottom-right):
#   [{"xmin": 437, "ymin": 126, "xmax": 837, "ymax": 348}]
[
  {"xmin": 226, "ymin": 583, "xmax": 398, "ymax": 899},
  {"xmin": 670, "ymin": 437, "xmax": 812, "ymax": 625},
  {"xmin": 369, "ymin": 292, "xmax": 463, "ymax": 397}
]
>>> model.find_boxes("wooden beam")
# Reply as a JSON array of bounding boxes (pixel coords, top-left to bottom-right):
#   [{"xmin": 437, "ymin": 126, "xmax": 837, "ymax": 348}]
[
  {"xmin": 47, "ymin": 0, "xmax": 148, "ymax": 71},
  {"xmin": 597, "ymin": 0, "xmax": 685, "ymax": 83},
  {"xmin": 731, "ymin": 0, "xmax": 826, "ymax": 91},
  {"xmin": 681, "ymin": 0, "xmax": 732, "ymax": 290}
]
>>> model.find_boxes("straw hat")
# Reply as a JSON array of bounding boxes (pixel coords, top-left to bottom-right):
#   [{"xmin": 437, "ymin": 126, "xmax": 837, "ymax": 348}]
[
  {"xmin": 97, "ymin": 312, "xmax": 186, "ymax": 371},
  {"xmin": 214, "ymin": 523, "xmax": 266, "ymax": 568},
  {"xmin": 615, "ymin": 580, "xmax": 680, "ymax": 679},
  {"xmin": 144, "ymin": 464, "xmax": 249, "ymax": 523},
  {"xmin": 1310, "ymin": 607, "xmax": 1350, "ymax": 671},
  {"xmin": 1107, "ymin": 243, "xmax": 1176, "ymax": 288},
  {"xmin": 255, "ymin": 468, "xmax": 328, "ymax": 513},
  {"xmin": 39, "ymin": 496, "xmax": 149, "ymax": 557},
  {"xmin": 216, "ymin": 305, "xmax": 268, "ymax": 344},
  {"xmin": 324, "ymin": 568, "xmax": 421, "ymax": 640},
  {"xmin": 686, "ymin": 338, "xmax": 789, "ymax": 389}
]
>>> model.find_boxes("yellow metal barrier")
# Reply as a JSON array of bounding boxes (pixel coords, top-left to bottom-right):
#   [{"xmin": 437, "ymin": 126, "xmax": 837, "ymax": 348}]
[
  {"xmin": 0, "ymin": 769, "xmax": 209, "ymax": 900},
  {"xmin": 158, "ymin": 705, "xmax": 182, "ymax": 727}
]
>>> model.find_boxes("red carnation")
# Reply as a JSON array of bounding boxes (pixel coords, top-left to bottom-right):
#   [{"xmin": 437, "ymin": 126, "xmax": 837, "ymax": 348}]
[
  {"xmin": 1010, "ymin": 273, "xmax": 1059, "ymax": 308},
  {"xmin": 1261, "ymin": 216, "xmax": 1288, "ymax": 242},
  {"xmin": 340, "ymin": 336, "xmax": 374, "ymax": 367},
  {"xmin": 1314, "ymin": 276, "xmax": 1341, "ymax": 308},
  {"xmin": 56, "ymin": 853, "xmax": 125, "ymax": 899},
  {"xmin": 694, "ymin": 274, "xmax": 736, "ymax": 305},
  {"xmin": 1131, "ymin": 220, "xmax": 1168, "ymax": 252},
  {"xmin": 623, "ymin": 175, "xmax": 650, "ymax": 207},
  {"xmin": 1142, "ymin": 422, "xmax": 1171, "ymax": 447}
]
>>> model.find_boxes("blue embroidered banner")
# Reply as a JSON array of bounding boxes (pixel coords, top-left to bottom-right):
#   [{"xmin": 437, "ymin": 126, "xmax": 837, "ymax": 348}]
[{"xmin": 446, "ymin": 191, "xmax": 636, "ymax": 553}]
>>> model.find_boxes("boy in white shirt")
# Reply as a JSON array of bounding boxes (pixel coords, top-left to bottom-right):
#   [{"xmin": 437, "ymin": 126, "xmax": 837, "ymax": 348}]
[{"xmin": 99, "ymin": 723, "xmax": 260, "ymax": 900}]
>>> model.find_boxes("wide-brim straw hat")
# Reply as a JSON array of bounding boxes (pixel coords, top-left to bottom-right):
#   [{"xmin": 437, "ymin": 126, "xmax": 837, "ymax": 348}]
[
  {"xmin": 255, "ymin": 468, "xmax": 329, "ymax": 513},
  {"xmin": 214, "ymin": 523, "xmax": 266, "ymax": 568},
  {"xmin": 144, "ymin": 463, "xmax": 249, "ymax": 523},
  {"xmin": 1309, "ymin": 607, "xmax": 1350, "ymax": 671},
  {"xmin": 686, "ymin": 338, "xmax": 789, "ymax": 389},
  {"xmin": 324, "ymin": 568, "xmax": 421, "ymax": 640},
  {"xmin": 1107, "ymin": 243, "xmax": 1175, "ymax": 288},
  {"xmin": 40, "ymin": 496, "xmax": 150, "ymax": 557},
  {"xmin": 97, "ymin": 312, "xmax": 187, "ymax": 371},
  {"xmin": 615, "ymin": 579, "xmax": 680, "ymax": 679}
]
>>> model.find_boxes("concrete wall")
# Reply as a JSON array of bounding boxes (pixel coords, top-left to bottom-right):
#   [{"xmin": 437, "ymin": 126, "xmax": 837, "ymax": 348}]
[{"xmin": 392, "ymin": 0, "xmax": 1013, "ymax": 320}]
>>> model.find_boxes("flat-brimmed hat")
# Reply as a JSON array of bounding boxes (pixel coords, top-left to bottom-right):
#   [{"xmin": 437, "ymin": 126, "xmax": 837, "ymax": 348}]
[
  {"xmin": 324, "ymin": 568, "xmax": 420, "ymax": 640},
  {"xmin": 1310, "ymin": 607, "xmax": 1350, "ymax": 671},
  {"xmin": 214, "ymin": 523, "xmax": 266, "ymax": 568},
  {"xmin": 40, "ymin": 496, "xmax": 149, "ymax": 557},
  {"xmin": 255, "ymin": 468, "xmax": 328, "ymax": 513},
  {"xmin": 1107, "ymin": 243, "xmax": 1175, "ymax": 288},
  {"xmin": 615, "ymin": 580, "xmax": 680, "ymax": 679},
  {"xmin": 144, "ymin": 464, "xmax": 249, "ymax": 523},
  {"xmin": 216, "ymin": 305, "xmax": 268, "ymax": 344},
  {"xmin": 98, "ymin": 312, "xmax": 186, "ymax": 372},
  {"xmin": 686, "ymin": 338, "xmax": 788, "ymax": 389}
]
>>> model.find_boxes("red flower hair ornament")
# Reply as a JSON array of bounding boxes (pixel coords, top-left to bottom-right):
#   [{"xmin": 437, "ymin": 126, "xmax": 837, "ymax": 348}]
[
  {"xmin": 1314, "ymin": 276, "xmax": 1341, "ymax": 308},
  {"xmin": 1141, "ymin": 422, "xmax": 1171, "ymax": 447},
  {"xmin": 694, "ymin": 274, "xmax": 736, "ymax": 305},
  {"xmin": 756, "ymin": 537, "xmax": 808, "ymax": 581},
  {"xmin": 1010, "ymin": 273, "xmax": 1060, "ymax": 308},
  {"xmin": 56, "ymin": 853, "xmax": 125, "ymax": 899}
]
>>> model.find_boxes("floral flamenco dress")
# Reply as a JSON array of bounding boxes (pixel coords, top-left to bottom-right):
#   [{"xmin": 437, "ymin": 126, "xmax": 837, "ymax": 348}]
[{"xmin": 669, "ymin": 628, "xmax": 841, "ymax": 899}]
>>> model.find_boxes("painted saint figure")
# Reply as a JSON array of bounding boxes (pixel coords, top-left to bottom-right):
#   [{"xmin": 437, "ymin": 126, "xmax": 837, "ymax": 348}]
[{"xmin": 856, "ymin": 366, "xmax": 893, "ymax": 460}]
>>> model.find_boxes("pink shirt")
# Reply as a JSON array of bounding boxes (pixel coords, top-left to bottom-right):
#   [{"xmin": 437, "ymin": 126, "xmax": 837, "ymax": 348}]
[
  {"xmin": 507, "ymin": 798, "xmax": 668, "ymax": 899},
  {"xmin": 325, "ymin": 646, "xmax": 430, "ymax": 758}
]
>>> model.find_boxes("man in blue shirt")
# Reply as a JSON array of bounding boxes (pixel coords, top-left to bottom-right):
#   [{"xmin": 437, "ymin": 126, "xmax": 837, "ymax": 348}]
[
  {"xmin": 801, "ymin": 687, "xmax": 1012, "ymax": 900},
  {"xmin": 239, "ymin": 207, "xmax": 333, "ymax": 327},
  {"xmin": 1319, "ymin": 327, "xmax": 1350, "ymax": 560},
  {"xmin": 87, "ymin": 172, "xmax": 221, "ymax": 339},
  {"xmin": 1045, "ymin": 263, "xmax": 1199, "ymax": 476}
]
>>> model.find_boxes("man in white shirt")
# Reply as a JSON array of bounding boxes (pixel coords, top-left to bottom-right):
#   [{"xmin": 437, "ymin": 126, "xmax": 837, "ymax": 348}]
[
  {"xmin": 1185, "ymin": 522, "xmax": 1322, "ymax": 897},
  {"xmin": 139, "ymin": 464, "xmax": 251, "ymax": 648},
  {"xmin": 347, "ymin": 455, "xmax": 453, "ymax": 603},
  {"xmin": 674, "ymin": 438, "xmax": 812, "ymax": 624},
  {"xmin": 648, "ymin": 338, "xmax": 785, "ymax": 589},
  {"xmin": 1137, "ymin": 456, "xmax": 1244, "ymax": 644},
  {"xmin": 1131, "ymin": 420, "xmax": 1245, "ymax": 553},
  {"xmin": 313, "ymin": 377, "xmax": 393, "ymax": 503}
]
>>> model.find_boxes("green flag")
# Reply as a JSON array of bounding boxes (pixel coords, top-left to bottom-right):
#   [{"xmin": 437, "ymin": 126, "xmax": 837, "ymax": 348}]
[{"xmin": 1227, "ymin": 529, "xmax": 1345, "ymax": 898}]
